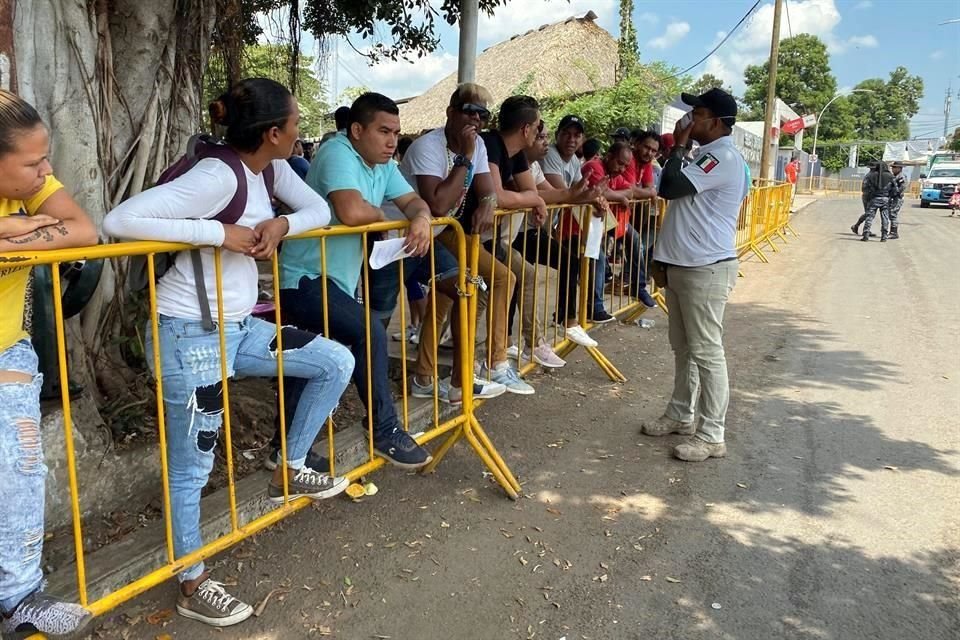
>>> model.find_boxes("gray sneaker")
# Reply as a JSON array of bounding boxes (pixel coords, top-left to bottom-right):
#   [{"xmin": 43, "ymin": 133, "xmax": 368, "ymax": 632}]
[
  {"xmin": 268, "ymin": 467, "xmax": 349, "ymax": 503},
  {"xmin": 484, "ymin": 362, "xmax": 535, "ymax": 395},
  {"xmin": 176, "ymin": 578, "xmax": 253, "ymax": 627},
  {"xmin": 0, "ymin": 591, "xmax": 92, "ymax": 639},
  {"xmin": 673, "ymin": 437, "xmax": 727, "ymax": 462},
  {"xmin": 641, "ymin": 415, "xmax": 696, "ymax": 437}
]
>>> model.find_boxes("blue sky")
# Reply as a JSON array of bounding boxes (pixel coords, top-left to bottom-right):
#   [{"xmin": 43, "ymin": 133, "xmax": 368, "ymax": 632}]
[{"xmin": 313, "ymin": 0, "xmax": 960, "ymax": 139}]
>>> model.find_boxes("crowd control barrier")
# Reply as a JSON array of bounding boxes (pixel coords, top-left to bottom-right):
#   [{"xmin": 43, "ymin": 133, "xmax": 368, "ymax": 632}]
[{"xmin": 2, "ymin": 182, "xmax": 800, "ymax": 636}]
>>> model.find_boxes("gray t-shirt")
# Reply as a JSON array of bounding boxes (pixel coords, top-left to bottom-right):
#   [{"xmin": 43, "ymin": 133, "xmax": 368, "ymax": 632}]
[{"xmin": 542, "ymin": 144, "xmax": 583, "ymax": 188}]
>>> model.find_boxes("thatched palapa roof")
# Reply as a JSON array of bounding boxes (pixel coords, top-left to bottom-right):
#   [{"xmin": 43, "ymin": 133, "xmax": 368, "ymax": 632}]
[{"xmin": 397, "ymin": 11, "xmax": 618, "ymax": 134}]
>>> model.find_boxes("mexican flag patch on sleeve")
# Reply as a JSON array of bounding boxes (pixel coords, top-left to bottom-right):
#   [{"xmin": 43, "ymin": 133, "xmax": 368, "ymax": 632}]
[{"xmin": 695, "ymin": 153, "xmax": 720, "ymax": 173}]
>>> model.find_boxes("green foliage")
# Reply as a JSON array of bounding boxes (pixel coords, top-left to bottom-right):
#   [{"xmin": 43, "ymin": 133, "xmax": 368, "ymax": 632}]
[
  {"xmin": 949, "ymin": 127, "xmax": 960, "ymax": 152},
  {"xmin": 204, "ymin": 43, "xmax": 331, "ymax": 137},
  {"xmin": 339, "ymin": 85, "xmax": 372, "ymax": 105},
  {"xmin": 302, "ymin": 0, "xmax": 509, "ymax": 62},
  {"xmin": 743, "ymin": 34, "xmax": 837, "ymax": 117},
  {"xmin": 689, "ymin": 73, "xmax": 733, "ymax": 97},
  {"xmin": 847, "ymin": 67, "xmax": 924, "ymax": 141},
  {"xmin": 617, "ymin": 0, "xmax": 639, "ymax": 80},
  {"xmin": 539, "ymin": 63, "xmax": 686, "ymax": 140}
]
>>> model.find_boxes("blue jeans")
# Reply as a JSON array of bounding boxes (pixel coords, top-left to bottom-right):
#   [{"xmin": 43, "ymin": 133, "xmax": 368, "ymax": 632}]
[
  {"xmin": 146, "ymin": 315, "xmax": 353, "ymax": 581},
  {"xmin": 592, "ymin": 224, "xmax": 648, "ymax": 313},
  {"xmin": 277, "ymin": 277, "xmax": 399, "ymax": 442},
  {"xmin": 0, "ymin": 340, "xmax": 45, "ymax": 613},
  {"xmin": 367, "ymin": 241, "xmax": 459, "ymax": 323}
]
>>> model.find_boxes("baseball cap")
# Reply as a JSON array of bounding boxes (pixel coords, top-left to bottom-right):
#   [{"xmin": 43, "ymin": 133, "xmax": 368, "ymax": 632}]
[
  {"xmin": 611, "ymin": 126, "xmax": 631, "ymax": 140},
  {"xmin": 891, "ymin": 161, "xmax": 903, "ymax": 168},
  {"xmin": 681, "ymin": 88, "xmax": 738, "ymax": 126},
  {"xmin": 557, "ymin": 114, "xmax": 585, "ymax": 132}
]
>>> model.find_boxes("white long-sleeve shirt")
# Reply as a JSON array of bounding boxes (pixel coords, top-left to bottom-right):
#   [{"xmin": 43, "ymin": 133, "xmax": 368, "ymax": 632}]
[{"xmin": 104, "ymin": 157, "xmax": 330, "ymax": 321}]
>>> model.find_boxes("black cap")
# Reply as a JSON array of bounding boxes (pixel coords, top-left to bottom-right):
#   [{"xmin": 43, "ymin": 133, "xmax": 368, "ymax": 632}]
[
  {"xmin": 891, "ymin": 161, "xmax": 903, "ymax": 168},
  {"xmin": 681, "ymin": 88, "xmax": 738, "ymax": 126},
  {"xmin": 557, "ymin": 114, "xmax": 585, "ymax": 133},
  {"xmin": 611, "ymin": 126, "xmax": 631, "ymax": 140}
]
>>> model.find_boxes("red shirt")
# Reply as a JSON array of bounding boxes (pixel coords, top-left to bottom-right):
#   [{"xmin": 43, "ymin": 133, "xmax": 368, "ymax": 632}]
[
  {"xmin": 623, "ymin": 156, "xmax": 655, "ymax": 187},
  {"xmin": 562, "ymin": 159, "xmax": 631, "ymax": 239}
]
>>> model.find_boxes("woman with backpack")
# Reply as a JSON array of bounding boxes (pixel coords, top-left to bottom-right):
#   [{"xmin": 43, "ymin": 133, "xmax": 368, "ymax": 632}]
[
  {"xmin": 0, "ymin": 90, "xmax": 99, "ymax": 640},
  {"xmin": 103, "ymin": 78, "xmax": 354, "ymax": 628}
]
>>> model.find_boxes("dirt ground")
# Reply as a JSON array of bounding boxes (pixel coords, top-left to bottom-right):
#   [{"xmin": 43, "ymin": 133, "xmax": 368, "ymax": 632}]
[{"xmin": 86, "ymin": 198, "xmax": 960, "ymax": 640}]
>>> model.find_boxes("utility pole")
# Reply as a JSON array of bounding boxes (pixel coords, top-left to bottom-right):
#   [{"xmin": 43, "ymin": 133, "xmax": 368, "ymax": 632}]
[
  {"xmin": 945, "ymin": 83, "xmax": 953, "ymax": 139},
  {"xmin": 457, "ymin": 0, "xmax": 479, "ymax": 83},
  {"xmin": 759, "ymin": 0, "xmax": 784, "ymax": 181}
]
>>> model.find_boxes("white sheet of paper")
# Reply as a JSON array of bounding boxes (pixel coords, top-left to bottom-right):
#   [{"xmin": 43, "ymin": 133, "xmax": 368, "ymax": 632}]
[
  {"xmin": 584, "ymin": 215, "xmax": 604, "ymax": 259},
  {"xmin": 369, "ymin": 237, "xmax": 413, "ymax": 270}
]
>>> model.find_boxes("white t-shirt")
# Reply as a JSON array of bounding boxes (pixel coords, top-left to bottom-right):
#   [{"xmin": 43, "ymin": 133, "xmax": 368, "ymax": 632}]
[
  {"xmin": 653, "ymin": 136, "xmax": 750, "ymax": 267},
  {"xmin": 542, "ymin": 144, "xmax": 582, "ymax": 188},
  {"xmin": 530, "ymin": 160, "xmax": 546, "ymax": 186},
  {"xmin": 400, "ymin": 127, "xmax": 490, "ymax": 237},
  {"xmin": 104, "ymin": 158, "xmax": 330, "ymax": 321}
]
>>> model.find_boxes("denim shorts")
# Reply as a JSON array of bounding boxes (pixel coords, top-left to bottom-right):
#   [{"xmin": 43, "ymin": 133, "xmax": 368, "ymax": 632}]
[{"xmin": 367, "ymin": 241, "xmax": 459, "ymax": 322}]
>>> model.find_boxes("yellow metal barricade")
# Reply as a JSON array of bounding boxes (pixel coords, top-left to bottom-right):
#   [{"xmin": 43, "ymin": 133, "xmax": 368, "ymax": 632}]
[{"xmin": 0, "ymin": 217, "xmax": 520, "ymax": 635}]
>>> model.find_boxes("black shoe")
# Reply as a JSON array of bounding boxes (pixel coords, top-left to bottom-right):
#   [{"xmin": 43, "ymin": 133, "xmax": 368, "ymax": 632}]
[
  {"xmin": 637, "ymin": 288, "xmax": 657, "ymax": 309},
  {"xmin": 860, "ymin": 235, "xmax": 869, "ymax": 242},
  {"xmin": 888, "ymin": 227, "xmax": 899, "ymax": 239},
  {"xmin": 850, "ymin": 224, "xmax": 859, "ymax": 235},
  {"xmin": 264, "ymin": 447, "xmax": 330, "ymax": 473},
  {"xmin": 374, "ymin": 428, "xmax": 432, "ymax": 469},
  {"xmin": 880, "ymin": 235, "xmax": 887, "ymax": 242},
  {"xmin": 590, "ymin": 309, "xmax": 616, "ymax": 324}
]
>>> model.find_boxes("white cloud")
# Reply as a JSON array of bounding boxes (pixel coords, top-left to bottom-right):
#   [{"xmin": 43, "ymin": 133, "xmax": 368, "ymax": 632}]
[
  {"xmin": 636, "ymin": 12, "xmax": 659, "ymax": 26},
  {"xmin": 477, "ymin": 0, "xmax": 618, "ymax": 46},
  {"xmin": 854, "ymin": 0, "xmax": 873, "ymax": 8},
  {"xmin": 931, "ymin": 49, "xmax": 945, "ymax": 60},
  {"xmin": 332, "ymin": 46, "xmax": 458, "ymax": 103},
  {"xmin": 647, "ymin": 21, "xmax": 692, "ymax": 50},
  {"xmin": 696, "ymin": 0, "xmax": 877, "ymax": 97}
]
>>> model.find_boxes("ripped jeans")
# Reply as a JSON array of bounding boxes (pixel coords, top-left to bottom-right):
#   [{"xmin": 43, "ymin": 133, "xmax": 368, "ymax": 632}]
[
  {"xmin": 147, "ymin": 315, "xmax": 354, "ymax": 582},
  {"xmin": 0, "ymin": 340, "xmax": 45, "ymax": 613}
]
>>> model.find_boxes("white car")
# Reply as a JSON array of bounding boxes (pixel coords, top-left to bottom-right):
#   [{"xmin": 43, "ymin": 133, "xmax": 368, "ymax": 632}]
[{"xmin": 920, "ymin": 163, "xmax": 960, "ymax": 208}]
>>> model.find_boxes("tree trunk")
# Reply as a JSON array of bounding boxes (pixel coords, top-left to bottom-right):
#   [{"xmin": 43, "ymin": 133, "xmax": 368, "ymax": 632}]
[{"xmin": 13, "ymin": 0, "xmax": 216, "ymax": 430}]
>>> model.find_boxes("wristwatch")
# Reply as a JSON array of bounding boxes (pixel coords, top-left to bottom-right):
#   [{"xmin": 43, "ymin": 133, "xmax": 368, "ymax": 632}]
[{"xmin": 452, "ymin": 154, "xmax": 473, "ymax": 170}]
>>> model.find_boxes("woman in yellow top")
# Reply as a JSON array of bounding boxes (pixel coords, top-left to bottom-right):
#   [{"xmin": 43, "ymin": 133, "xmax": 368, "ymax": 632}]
[{"xmin": 0, "ymin": 90, "xmax": 98, "ymax": 639}]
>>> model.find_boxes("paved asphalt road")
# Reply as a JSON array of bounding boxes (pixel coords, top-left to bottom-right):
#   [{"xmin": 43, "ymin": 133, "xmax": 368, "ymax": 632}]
[{"xmin": 91, "ymin": 198, "xmax": 959, "ymax": 640}]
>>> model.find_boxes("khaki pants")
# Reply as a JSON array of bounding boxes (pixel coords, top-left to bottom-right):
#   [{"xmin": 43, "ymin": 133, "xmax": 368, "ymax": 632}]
[
  {"xmin": 415, "ymin": 228, "xmax": 516, "ymax": 377},
  {"xmin": 663, "ymin": 260, "xmax": 738, "ymax": 443}
]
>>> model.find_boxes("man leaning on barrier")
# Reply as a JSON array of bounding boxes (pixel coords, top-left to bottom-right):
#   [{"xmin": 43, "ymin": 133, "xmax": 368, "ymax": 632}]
[
  {"xmin": 276, "ymin": 92, "xmax": 434, "ymax": 470},
  {"xmin": 0, "ymin": 90, "xmax": 99, "ymax": 640},
  {"xmin": 401, "ymin": 84, "xmax": 528, "ymax": 397},
  {"xmin": 642, "ymin": 88, "xmax": 749, "ymax": 463}
]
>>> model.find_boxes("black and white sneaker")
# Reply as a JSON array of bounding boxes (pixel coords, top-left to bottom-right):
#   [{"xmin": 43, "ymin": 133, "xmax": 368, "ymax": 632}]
[
  {"xmin": 176, "ymin": 578, "xmax": 252, "ymax": 627},
  {"xmin": 268, "ymin": 467, "xmax": 349, "ymax": 503},
  {"xmin": 590, "ymin": 309, "xmax": 616, "ymax": 324},
  {"xmin": 0, "ymin": 591, "xmax": 92, "ymax": 639}
]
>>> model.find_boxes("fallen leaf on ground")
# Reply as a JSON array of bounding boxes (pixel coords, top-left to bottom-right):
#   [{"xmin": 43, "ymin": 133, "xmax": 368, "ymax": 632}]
[
  {"xmin": 665, "ymin": 576, "xmax": 682, "ymax": 583},
  {"xmin": 736, "ymin": 483, "xmax": 748, "ymax": 489},
  {"xmin": 145, "ymin": 610, "xmax": 173, "ymax": 625},
  {"xmin": 639, "ymin": 575, "xmax": 653, "ymax": 581}
]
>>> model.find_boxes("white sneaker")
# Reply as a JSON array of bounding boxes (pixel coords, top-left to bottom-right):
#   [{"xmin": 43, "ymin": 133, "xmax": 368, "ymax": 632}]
[
  {"xmin": 532, "ymin": 343, "xmax": 566, "ymax": 368},
  {"xmin": 483, "ymin": 361, "xmax": 536, "ymax": 395},
  {"xmin": 448, "ymin": 376, "xmax": 507, "ymax": 405},
  {"xmin": 565, "ymin": 324, "xmax": 598, "ymax": 348},
  {"xmin": 506, "ymin": 343, "xmax": 521, "ymax": 359}
]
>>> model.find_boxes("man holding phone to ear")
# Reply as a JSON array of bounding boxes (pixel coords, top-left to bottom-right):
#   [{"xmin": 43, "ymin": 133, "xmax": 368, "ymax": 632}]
[{"xmin": 642, "ymin": 88, "xmax": 749, "ymax": 463}]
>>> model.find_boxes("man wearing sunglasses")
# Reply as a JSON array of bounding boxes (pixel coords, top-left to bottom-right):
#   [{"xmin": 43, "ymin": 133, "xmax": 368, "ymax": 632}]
[
  {"xmin": 642, "ymin": 88, "xmax": 750, "ymax": 463},
  {"xmin": 399, "ymin": 83, "xmax": 510, "ymax": 403}
]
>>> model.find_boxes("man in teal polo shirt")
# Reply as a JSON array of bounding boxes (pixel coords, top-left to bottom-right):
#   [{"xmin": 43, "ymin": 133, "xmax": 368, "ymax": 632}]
[{"xmin": 272, "ymin": 92, "xmax": 435, "ymax": 470}]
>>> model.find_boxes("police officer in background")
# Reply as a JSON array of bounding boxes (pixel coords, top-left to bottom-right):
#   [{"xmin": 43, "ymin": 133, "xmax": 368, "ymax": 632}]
[
  {"xmin": 640, "ymin": 88, "xmax": 749, "ymax": 463},
  {"xmin": 857, "ymin": 161, "xmax": 893, "ymax": 242},
  {"xmin": 887, "ymin": 162, "xmax": 906, "ymax": 239}
]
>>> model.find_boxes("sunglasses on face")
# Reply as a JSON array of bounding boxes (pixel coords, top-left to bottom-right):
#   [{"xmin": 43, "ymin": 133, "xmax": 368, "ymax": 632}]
[{"xmin": 460, "ymin": 103, "xmax": 491, "ymax": 121}]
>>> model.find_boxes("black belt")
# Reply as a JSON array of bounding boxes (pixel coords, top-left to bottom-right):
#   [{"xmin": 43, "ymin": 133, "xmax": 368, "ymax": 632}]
[{"xmin": 661, "ymin": 256, "xmax": 738, "ymax": 268}]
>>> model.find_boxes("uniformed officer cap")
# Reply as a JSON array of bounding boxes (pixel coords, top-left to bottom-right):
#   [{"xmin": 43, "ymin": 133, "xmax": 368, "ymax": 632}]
[{"xmin": 681, "ymin": 88, "xmax": 738, "ymax": 126}]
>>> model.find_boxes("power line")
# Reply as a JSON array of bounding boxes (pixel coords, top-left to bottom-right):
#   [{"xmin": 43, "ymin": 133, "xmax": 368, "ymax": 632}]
[
  {"xmin": 655, "ymin": 0, "xmax": 763, "ymax": 82},
  {"xmin": 784, "ymin": 0, "xmax": 793, "ymax": 38}
]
